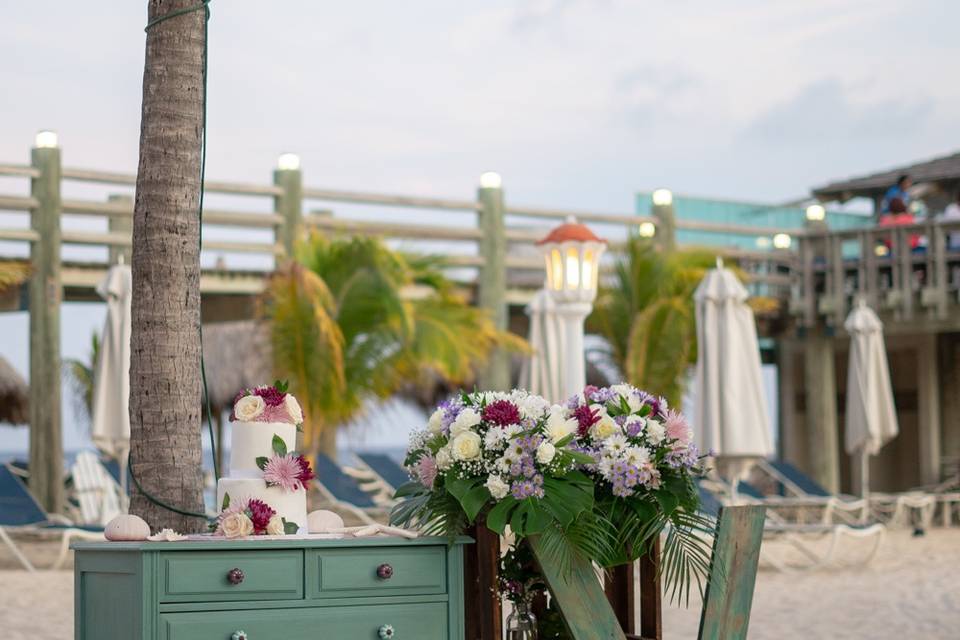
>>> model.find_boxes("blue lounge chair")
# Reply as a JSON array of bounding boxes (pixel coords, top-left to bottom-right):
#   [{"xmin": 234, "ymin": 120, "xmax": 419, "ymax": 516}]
[
  {"xmin": 313, "ymin": 454, "xmax": 380, "ymax": 525},
  {"xmin": 0, "ymin": 464, "xmax": 103, "ymax": 572},
  {"xmin": 355, "ymin": 452, "xmax": 410, "ymax": 492}
]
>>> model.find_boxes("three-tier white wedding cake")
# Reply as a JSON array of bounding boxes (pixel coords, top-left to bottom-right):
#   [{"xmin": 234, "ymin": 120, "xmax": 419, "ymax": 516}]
[{"xmin": 214, "ymin": 384, "xmax": 312, "ymax": 536}]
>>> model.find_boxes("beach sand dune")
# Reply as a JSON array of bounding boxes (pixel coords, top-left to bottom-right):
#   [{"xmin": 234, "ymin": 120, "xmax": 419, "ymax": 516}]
[{"xmin": 2, "ymin": 529, "xmax": 958, "ymax": 639}]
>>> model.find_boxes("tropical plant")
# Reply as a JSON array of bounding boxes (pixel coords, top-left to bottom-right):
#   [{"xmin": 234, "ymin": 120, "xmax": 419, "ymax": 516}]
[
  {"xmin": 590, "ymin": 238, "xmax": 717, "ymax": 407},
  {"xmin": 265, "ymin": 233, "xmax": 526, "ymax": 457},
  {"xmin": 64, "ymin": 332, "xmax": 100, "ymax": 430},
  {"xmin": 0, "ymin": 261, "xmax": 30, "ymax": 293}
]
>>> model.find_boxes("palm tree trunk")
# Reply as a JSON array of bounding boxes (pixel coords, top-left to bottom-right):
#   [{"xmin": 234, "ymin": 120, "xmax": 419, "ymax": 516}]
[{"xmin": 128, "ymin": 0, "xmax": 207, "ymax": 532}]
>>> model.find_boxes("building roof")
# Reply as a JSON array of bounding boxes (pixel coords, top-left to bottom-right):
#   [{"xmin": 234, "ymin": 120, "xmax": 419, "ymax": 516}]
[
  {"xmin": 0, "ymin": 356, "xmax": 28, "ymax": 426},
  {"xmin": 813, "ymin": 150, "xmax": 960, "ymax": 202},
  {"xmin": 536, "ymin": 220, "xmax": 606, "ymax": 245}
]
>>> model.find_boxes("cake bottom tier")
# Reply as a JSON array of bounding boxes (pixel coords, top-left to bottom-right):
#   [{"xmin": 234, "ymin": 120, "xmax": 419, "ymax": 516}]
[{"xmin": 216, "ymin": 478, "xmax": 309, "ymax": 534}]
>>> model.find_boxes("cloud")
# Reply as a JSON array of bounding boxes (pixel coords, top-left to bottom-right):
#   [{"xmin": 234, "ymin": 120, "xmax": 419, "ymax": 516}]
[{"xmin": 741, "ymin": 79, "xmax": 934, "ymax": 145}]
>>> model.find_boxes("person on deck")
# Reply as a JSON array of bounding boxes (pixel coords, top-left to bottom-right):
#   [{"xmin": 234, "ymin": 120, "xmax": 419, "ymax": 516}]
[
  {"xmin": 943, "ymin": 192, "xmax": 960, "ymax": 251},
  {"xmin": 881, "ymin": 174, "xmax": 912, "ymax": 216}
]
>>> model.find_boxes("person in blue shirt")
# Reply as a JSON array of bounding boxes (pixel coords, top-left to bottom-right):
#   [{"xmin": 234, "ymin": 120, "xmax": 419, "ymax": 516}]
[{"xmin": 881, "ymin": 174, "xmax": 912, "ymax": 214}]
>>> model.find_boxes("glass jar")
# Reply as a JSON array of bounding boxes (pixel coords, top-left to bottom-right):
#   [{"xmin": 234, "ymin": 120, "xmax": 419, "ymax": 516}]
[{"xmin": 505, "ymin": 601, "xmax": 538, "ymax": 640}]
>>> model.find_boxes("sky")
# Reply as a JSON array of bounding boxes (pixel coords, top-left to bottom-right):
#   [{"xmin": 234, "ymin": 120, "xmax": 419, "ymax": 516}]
[{"xmin": 1, "ymin": 0, "xmax": 959, "ymax": 451}]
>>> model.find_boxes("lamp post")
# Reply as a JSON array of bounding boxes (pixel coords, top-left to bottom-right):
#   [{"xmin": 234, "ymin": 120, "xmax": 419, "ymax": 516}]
[{"xmin": 536, "ymin": 217, "xmax": 606, "ymax": 400}]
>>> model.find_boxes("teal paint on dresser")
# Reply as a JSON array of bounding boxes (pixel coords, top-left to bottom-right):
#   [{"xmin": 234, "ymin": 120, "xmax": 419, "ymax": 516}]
[{"xmin": 74, "ymin": 537, "xmax": 470, "ymax": 640}]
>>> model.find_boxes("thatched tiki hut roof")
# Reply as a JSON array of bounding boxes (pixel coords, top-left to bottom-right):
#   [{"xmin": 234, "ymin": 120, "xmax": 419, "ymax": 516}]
[
  {"xmin": 0, "ymin": 356, "xmax": 28, "ymax": 425},
  {"xmin": 201, "ymin": 320, "xmax": 272, "ymax": 411}
]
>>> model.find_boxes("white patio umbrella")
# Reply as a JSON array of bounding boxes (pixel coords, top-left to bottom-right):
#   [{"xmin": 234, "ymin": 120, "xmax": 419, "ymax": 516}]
[
  {"xmin": 518, "ymin": 289, "xmax": 563, "ymax": 403},
  {"xmin": 844, "ymin": 298, "xmax": 898, "ymax": 497},
  {"xmin": 91, "ymin": 262, "xmax": 133, "ymax": 494},
  {"xmin": 694, "ymin": 258, "xmax": 772, "ymax": 496}
]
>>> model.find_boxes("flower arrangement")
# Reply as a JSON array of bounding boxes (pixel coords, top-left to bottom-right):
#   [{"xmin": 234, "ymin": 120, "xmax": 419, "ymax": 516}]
[
  {"xmin": 256, "ymin": 434, "xmax": 315, "ymax": 491},
  {"xmin": 230, "ymin": 380, "xmax": 304, "ymax": 426},
  {"xmin": 214, "ymin": 494, "xmax": 298, "ymax": 537},
  {"xmin": 391, "ymin": 385, "xmax": 711, "ymax": 601}
]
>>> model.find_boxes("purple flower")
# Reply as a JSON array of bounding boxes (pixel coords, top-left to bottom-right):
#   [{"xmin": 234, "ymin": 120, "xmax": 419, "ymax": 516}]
[
  {"xmin": 254, "ymin": 385, "xmax": 286, "ymax": 407},
  {"xmin": 573, "ymin": 404, "xmax": 600, "ymax": 437},
  {"xmin": 247, "ymin": 499, "xmax": 276, "ymax": 534},
  {"xmin": 625, "ymin": 420, "xmax": 643, "ymax": 437}
]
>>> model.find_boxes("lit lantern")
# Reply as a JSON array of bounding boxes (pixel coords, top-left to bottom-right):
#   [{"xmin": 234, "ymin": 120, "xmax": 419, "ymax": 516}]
[{"xmin": 536, "ymin": 217, "xmax": 607, "ymax": 399}]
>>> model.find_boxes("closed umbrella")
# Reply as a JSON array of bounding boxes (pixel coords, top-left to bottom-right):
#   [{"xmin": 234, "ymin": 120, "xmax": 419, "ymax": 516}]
[
  {"xmin": 91, "ymin": 262, "xmax": 132, "ymax": 494},
  {"xmin": 694, "ymin": 259, "xmax": 772, "ymax": 495},
  {"xmin": 519, "ymin": 289, "xmax": 563, "ymax": 403},
  {"xmin": 844, "ymin": 298, "xmax": 898, "ymax": 497}
]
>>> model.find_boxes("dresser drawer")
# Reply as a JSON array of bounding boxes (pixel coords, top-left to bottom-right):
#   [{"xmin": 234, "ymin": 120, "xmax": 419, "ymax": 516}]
[
  {"xmin": 158, "ymin": 550, "xmax": 304, "ymax": 603},
  {"xmin": 159, "ymin": 602, "xmax": 448, "ymax": 640},
  {"xmin": 307, "ymin": 545, "xmax": 446, "ymax": 598}
]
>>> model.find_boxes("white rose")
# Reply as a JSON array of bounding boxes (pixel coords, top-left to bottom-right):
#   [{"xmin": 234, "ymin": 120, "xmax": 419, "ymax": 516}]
[
  {"xmin": 450, "ymin": 409, "xmax": 481, "ymax": 436},
  {"xmin": 536, "ymin": 442, "xmax": 556, "ymax": 464},
  {"xmin": 451, "ymin": 431, "xmax": 482, "ymax": 461},
  {"xmin": 485, "ymin": 475, "xmax": 510, "ymax": 500},
  {"xmin": 611, "ymin": 383, "xmax": 634, "ymax": 398},
  {"xmin": 484, "ymin": 427, "xmax": 506, "ymax": 450},
  {"xmin": 234, "ymin": 395, "xmax": 265, "ymax": 422},
  {"xmin": 518, "ymin": 394, "xmax": 550, "ymax": 420},
  {"xmin": 284, "ymin": 394, "xmax": 303, "ymax": 424},
  {"xmin": 646, "ymin": 419, "xmax": 666, "ymax": 445},
  {"xmin": 436, "ymin": 446, "xmax": 454, "ymax": 470},
  {"xmin": 427, "ymin": 408, "xmax": 445, "ymax": 434},
  {"xmin": 545, "ymin": 409, "xmax": 577, "ymax": 444},
  {"xmin": 626, "ymin": 394, "xmax": 643, "ymax": 413},
  {"xmin": 266, "ymin": 515, "xmax": 286, "ymax": 536},
  {"xmin": 221, "ymin": 512, "xmax": 253, "ymax": 538},
  {"xmin": 591, "ymin": 414, "xmax": 618, "ymax": 440}
]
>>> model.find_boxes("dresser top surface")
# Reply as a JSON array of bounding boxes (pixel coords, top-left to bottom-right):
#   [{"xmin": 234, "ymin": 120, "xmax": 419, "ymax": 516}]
[{"xmin": 73, "ymin": 534, "xmax": 472, "ymax": 553}]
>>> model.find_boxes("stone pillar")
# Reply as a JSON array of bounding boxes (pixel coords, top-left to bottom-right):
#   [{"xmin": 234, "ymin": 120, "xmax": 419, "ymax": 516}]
[
  {"xmin": 803, "ymin": 334, "xmax": 840, "ymax": 493},
  {"xmin": 108, "ymin": 194, "xmax": 133, "ymax": 265},
  {"xmin": 28, "ymin": 139, "xmax": 64, "ymax": 513},
  {"xmin": 777, "ymin": 340, "xmax": 804, "ymax": 467},
  {"xmin": 940, "ymin": 336, "xmax": 960, "ymax": 473},
  {"xmin": 917, "ymin": 334, "xmax": 942, "ymax": 485}
]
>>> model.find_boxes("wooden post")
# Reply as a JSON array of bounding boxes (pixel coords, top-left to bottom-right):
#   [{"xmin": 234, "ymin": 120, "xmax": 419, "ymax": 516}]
[
  {"xmin": 477, "ymin": 179, "xmax": 510, "ymax": 391},
  {"xmin": 274, "ymin": 160, "xmax": 303, "ymax": 258},
  {"xmin": 917, "ymin": 334, "xmax": 941, "ymax": 486},
  {"xmin": 651, "ymin": 193, "xmax": 676, "ymax": 252},
  {"xmin": 804, "ymin": 333, "xmax": 840, "ymax": 493},
  {"xmin": 638, "ymin": 540, "xmax": 662, "ymax": 639},
  {"xmin": 941, "ymin": 336, "xmax": 960, "ymax": 475},
  {"xmin": 462, "ymin": 523, "xmax": 502, "ymax": 640},
  {"xmin": 605, "ymin": 562, "xmax": 636, "ymax": 634},
  {"xmin": 28, "ymin": 137, "xmax": 64, "ymax": 514},
  {"xmin": 108, "ymin": 194, "xmax": 133, "ymax": 265}
]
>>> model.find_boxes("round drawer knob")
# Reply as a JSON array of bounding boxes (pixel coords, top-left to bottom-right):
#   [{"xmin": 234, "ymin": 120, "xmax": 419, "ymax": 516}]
[
  {"xmin": 376, "ymin": 563, "xmax": 394, "ymax": 580},
  {"xmin": 231, "ymin": 631, "xmax": 248, "ymax": 640},
  {"xmin": 378, "ymin": 624, "xmax": 395, "ymax": 639},
  {"xmin": 226, "ymin": 568, "xmax": 245, "ymax": 585}
]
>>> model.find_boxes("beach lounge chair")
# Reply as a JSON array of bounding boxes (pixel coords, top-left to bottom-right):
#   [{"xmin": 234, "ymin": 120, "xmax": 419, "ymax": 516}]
[
  {"xmin": 343, "ymin": 452, "xmax": 411, "ymax": 506},
  {"xmin": 0, "ymin": 464, "xmax": 104, "ymax": 572},
  {"xmin": 698, "ymin": 481, "xmax": 884, "ymax": 571},
  {"xmin": 313, "ymin": 453, "xmax": 383, "ymax": 525},
  {"xmin": 758, "ymin": 459, "xmax": 935, "ymax": 528},
  {"xmin": 70, "ymin": 451, "xmax": 124, "ymax": 526}
]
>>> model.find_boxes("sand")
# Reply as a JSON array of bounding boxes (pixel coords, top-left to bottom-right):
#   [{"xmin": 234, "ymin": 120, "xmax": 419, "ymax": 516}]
[{"xmin": 2, "ymin": 529, "xmax": 959, "ymax": 639}]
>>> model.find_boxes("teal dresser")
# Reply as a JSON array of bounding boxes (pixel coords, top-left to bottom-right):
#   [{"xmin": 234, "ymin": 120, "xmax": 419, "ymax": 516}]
[{"xmin": 73, "ymin": 536, "xmax": 469, "ymax": 640}]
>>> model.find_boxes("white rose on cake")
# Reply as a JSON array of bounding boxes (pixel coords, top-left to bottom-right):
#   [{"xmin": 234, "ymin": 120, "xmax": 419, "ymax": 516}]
[
  {"xmin": 451, "ymin": 431, "xmax": 482, "ymax": 460},
  {"xmin": 221, "ymin": 512, "xmax": 254, "ymax": 538},
  {"xmin": 266, "ymin": 515, "xmax": 286, "ymax": 536},
  {"xmin": 450, "ymin": 408, "xmax": 481, "ymax": 436},
  {"xmin": 234, "ymin": 395, "xmax": 265, "ymax": 421},
  {"xmin": 485, "ymin": 475, "xmax": 510, "ymax": 500},
  {"xmin": 284, "ymin": 394, "xmax": 303, "ymax": 424}
]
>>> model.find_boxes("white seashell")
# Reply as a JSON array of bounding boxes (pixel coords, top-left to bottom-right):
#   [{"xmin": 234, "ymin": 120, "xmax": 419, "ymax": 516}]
[
  {"xmin": 307, "ymin": 509, "xmax": 344, "ymax": 533},
  {"xmin": 104, "ymin": 514, "xmax": 151, "ymax": 541},
  {"xmin": 147, "ymin": 528, "xmax": 186, "ymax": 542}
]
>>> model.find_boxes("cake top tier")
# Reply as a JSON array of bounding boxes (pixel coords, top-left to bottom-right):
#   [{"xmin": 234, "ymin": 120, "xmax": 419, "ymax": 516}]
[{"xmin": 230, "ymin": 381, "xmax": 304, "ymax": 427}]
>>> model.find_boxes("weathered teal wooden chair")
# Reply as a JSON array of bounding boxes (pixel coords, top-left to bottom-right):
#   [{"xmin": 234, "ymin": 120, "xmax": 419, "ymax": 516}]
[{"xmin": 530, "ymin": 504, "xmax": 766, "ymax": 640}]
